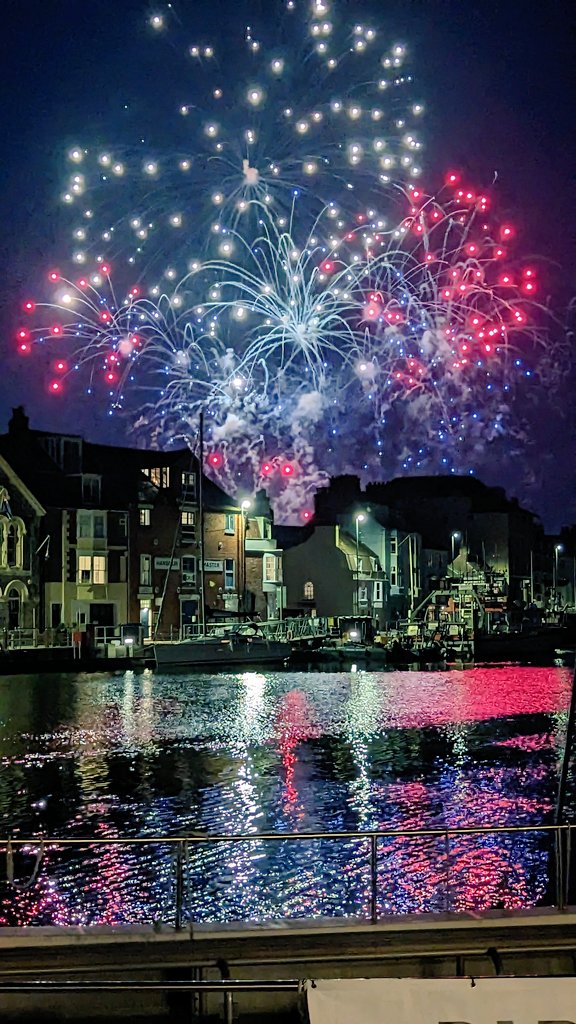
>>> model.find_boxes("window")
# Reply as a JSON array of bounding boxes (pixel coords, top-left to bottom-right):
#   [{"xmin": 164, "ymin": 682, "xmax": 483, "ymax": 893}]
[
  {"xmin": 390, "ymin": 568, "xmax": 397, "ymax": 587},
  {"xmin": 78, "ymin": 513, "xmax": 91, "ymax": 539},
  {"xmin": 390, "ymin": 535, "xmax": 397, "ymax": 555},
  {"xmin": 43, "ymin": 436, "xmax": 82, "ymax": 473},
  {"xmin": 224, "ymin": 558, "xmax": 235, "ymax": 590},
  {"xmin": 224, "ymin": 512, "xmax": 235, "ymax": 535},
  {"xmin": 373, "ymin": 580, "xmax": 383, "ymax": 603},
  {"xmin": 1, "ymin": 518, "xmax": 25, "ymax": 569},
  {"xmin": 78, "ymin": 555, "xmax": 107, "ymax": 584},
  {"xmin": 182, "ymin": 555, "xmax": 196, "ymax": 584},
  {"xmin": 6, "ymin": 524, "xmax": 17, "ymax": 567},
  {"xmin": 181, "ymin": 472, "xmax": 197, "ymax": 500},
  {"xmin": 139, "ymin": 508, "xmax": 151, "ymax": 526},
  {"xmin": 358, "ymin": 586, "xmax": 368, "ymax": 604},
  {"xmin": 77, "ymin": 512, "xmax": 106, "ymax": 540},
  {"xmin": 303, "ymin": 580, "xmax": 314, "ymax": 600},
  {"xmin": 140, "ymin": 554, "xmax": 152, "ymax": 586},
  {"xmin": 93, "ymin": 556, "xmax": 106, "ymax": 584},
  {"xmin": 263, "ymin": 553, "xmax": 279, "ymax": 583},
  {"xmin": 144, "ymin": 466, "xmax": 169, "ymax": 488},
  {"xmin": 181, "ymin": 510, "xmax": 196, "ymax": 533},
  {"xmin": 82, "ymin": 475, "xmax": 101, "ymax": 504}
]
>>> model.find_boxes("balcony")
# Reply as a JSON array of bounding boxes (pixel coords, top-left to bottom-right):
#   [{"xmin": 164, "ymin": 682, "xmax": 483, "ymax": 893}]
[{"xmin": 76, "ymin": 583, "xmax": 109, "ymax": 599}]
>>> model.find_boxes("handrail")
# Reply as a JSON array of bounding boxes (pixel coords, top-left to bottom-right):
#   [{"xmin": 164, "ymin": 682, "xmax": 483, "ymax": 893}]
[
  {"xmin": 3, "ymin": 823, "xmax": 570, "ymax": 928},
  {"xmin": 0, "ymin": 977, "xmax": 301, "ymax": 1024},
  {"xmin": 0, "ymin": 980, "xmax": 300, "ymax": 992},
  {"xmin": 2, "ymin": 823, "xmax": 569, "ymax": 844}
]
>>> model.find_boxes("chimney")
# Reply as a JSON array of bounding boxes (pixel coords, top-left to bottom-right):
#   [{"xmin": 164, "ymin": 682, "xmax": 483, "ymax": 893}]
[{"xmin": 8, "ymin": 406, "xmax": 29, "ymax": 435}]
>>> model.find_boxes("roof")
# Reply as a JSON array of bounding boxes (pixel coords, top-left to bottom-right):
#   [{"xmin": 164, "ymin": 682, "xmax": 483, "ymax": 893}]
[{"xmin": 0, "ymin": 409, "xmax": 240, "ymax": 512}]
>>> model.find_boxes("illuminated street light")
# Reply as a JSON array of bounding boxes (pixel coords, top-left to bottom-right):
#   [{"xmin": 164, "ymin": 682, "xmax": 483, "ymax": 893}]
[
  {"xmin": 553, "ymin": 542, "xmax": 564, "ymax": 615},
  {"xmin": 450, "ymin": 530, "xmax": 461, "ymax": 574},
  {"xmin": 355, "ymin": 513, "xmax": 366, "ymax": 616},
  {"xmin": 241, "ymin": 499, "xmax": 252, "ymax": 616}
]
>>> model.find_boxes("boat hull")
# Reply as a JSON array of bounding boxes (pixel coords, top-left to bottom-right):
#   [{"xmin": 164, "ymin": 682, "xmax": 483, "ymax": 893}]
[{"xmin": 153, "ymin": 636, "xmax": 290, "ymax": 668}]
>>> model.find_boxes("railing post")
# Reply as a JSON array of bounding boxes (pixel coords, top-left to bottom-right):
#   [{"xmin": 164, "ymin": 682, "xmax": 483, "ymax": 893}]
[
  {"xmin": 562, "ymin": 825, "xmax": 571, "ymax": 911},
  {"xmin": 554, "ymin": 825, "xmax": 564, "ymax": 911},
  {"xmin": 175, "ymin": 840, "xmax": 185, "ymax": 930},
  {"xmin": 224, "ymin": 989, "xmax": 234, "ymax": 1023},
  {"xmin": 444, "ymin": 831, "xmax": 451, "ymax": 912},
  {"xmin": 370, "ymin": 834, "xmax": 378, "ymax": 923}
]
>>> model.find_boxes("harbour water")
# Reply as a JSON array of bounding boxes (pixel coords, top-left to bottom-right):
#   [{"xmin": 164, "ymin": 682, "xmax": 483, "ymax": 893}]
[{"xmin": 0, "ymin": 665, "xmax": 572, "ymax": 926}]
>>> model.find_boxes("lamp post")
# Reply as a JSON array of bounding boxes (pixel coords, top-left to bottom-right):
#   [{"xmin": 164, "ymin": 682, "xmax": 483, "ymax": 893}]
[
  {"xmin": 398, "ymin": 533, "xmax": 416, "ymax": 619},
  {"xmin": 450, "ymin": 531, "xmax": 461, "ymax": 576},
  {"xmin": 355, "ymin": 513, "xmax": 366, "ymax": 616},
  {"xmin": 241, "ymin": 499, "xmax": 252, "ymax": 617},
  {"xmin": 553, "ymin": 543, "xmax": 564, "ymax": 615}
]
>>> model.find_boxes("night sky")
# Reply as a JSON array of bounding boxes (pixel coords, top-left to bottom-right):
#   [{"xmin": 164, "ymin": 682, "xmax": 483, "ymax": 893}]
[{"xmin": 1, "ymin": 0, "xmax": 575, "ymax": 528}]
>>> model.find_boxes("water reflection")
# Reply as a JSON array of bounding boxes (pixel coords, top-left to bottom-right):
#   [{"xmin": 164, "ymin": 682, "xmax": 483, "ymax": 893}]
[{"xmin": 0, "ymin": 665, "xmax": 571, "ymax": 925}]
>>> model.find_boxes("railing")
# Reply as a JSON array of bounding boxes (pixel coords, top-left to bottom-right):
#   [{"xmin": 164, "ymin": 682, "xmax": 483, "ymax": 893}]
[
  {"xmin": 166, "ymin": 617, "xmax": 330, "ymax": 643},
  {"xmin": 2, "ymin": 823, "xmax": 571, "ymax": 929},
  {"xmin": 0, "ymin": 979, "xmax": 300, "ymax": 1024},
  {"xmin": 3, "ymin": 627, "xmax": 72, "ymax": 650}
]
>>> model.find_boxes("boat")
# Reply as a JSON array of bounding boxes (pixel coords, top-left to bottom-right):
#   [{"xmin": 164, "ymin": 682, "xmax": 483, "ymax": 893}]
[{"xmin": 152, "ymin": 623, "xmax": 291, "ymax": 669}]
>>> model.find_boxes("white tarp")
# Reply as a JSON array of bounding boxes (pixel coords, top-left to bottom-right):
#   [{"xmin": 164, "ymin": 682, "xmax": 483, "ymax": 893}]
[{"xmin": 306, "ymin": 976, "xmax": 576, "ymax": 1024}]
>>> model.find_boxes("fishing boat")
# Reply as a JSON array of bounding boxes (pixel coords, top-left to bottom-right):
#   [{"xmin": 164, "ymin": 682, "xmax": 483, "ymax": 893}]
[{"xmin": 153, "ymin": 623, "xmax": 291, "ymax": 669}]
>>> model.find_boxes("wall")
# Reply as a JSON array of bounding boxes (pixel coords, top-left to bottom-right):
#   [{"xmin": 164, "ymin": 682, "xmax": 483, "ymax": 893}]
[{"xmin": 284, "ymin": 526, "xmax": 355, "ymax": 616}]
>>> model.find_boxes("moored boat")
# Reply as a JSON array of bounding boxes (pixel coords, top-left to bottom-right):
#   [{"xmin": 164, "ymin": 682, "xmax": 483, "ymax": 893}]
[{"xmin": 153, "ymin": 624, "xmax": 291, "ymax": 669}]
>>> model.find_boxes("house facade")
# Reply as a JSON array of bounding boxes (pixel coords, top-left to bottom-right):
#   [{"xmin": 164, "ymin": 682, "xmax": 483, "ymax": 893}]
[
  {"xmin": 0, "ymin": 409, "xmax": 275, "ymax": 640},
  {"xmin": 282, "ymin": 524, "xmax": 385, "ymax": 621},
  {"xmin": 0, "ymin": 455, "xmax": 45, "ymax": 638}
]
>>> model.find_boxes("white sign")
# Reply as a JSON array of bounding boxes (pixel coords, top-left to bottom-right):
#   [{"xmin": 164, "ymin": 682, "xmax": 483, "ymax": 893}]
[
  {"xmin": 306, "ymin": 978, "xmax": 576, "ymax": 1024},
  {"xmin": 204, "ymin": 560, "xmax": 223, "ymax": 571},
  {"xmin": 154, "ymin": 557, "xmax": 180, "ymax": 570}
]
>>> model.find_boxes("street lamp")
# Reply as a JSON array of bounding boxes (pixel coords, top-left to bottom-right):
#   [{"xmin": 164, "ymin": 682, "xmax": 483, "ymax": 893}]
[
  {"xmin": 450, "ymin": 531, "xmax": 461, "ymax": 575},
  {"xmin": 355, "ymin": 513, "xmax": 366, "ymax": 616},
  {"xmin": 398, "ymin": 533, "xmax": 417, "ymax": 619},
  {"xmin": 553, "ymin": 543, "xmax": 564, "ymax": 615},
  {"xmin": 241, "ymin": 499, "xmax": 252, "ymax": 617}
]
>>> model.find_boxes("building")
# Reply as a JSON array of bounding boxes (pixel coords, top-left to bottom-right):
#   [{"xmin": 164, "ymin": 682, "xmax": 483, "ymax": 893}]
[
  {"xmin": 0, "ymin": 453, "xmax": 45, "ymax": 638},
  {"xmin": 244, "ymin": 491, "xmax": 284, "ymax": 620},
  {"xmin": 282, "ymin": 524, "xmax": 385, "ymax": 622},
  {"xmin": 0, "ymin": 409, "xmax": 132, "ymax": 633},
  {"xmin": 366, "ymin": 475, "xmax": 546, "ymax": 608},
  {"xmin": 0, "ymin": 409, "xmax": 276, "ymax": 639}
]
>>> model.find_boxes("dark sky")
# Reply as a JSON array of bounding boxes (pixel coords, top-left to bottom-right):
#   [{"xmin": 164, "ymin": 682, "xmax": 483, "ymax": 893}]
[{"xmin": 1, "ymin": 0, "xmax": 575, "ymax": 527}]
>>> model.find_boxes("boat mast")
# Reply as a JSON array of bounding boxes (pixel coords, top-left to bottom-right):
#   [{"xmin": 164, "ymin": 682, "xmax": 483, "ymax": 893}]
[{"xmin": 198, "ymin": 411, "xmax": 206, "ymax": 636}]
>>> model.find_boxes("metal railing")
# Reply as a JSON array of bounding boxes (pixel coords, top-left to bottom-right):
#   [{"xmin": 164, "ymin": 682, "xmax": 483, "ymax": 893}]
[
  {"xmin": 0, "ymin": 978, "xmax": 300, "ymax": 1024},
  {"xmin": 159, "ymin": 616, "xmax": 330, "ymax": 643},
  {"xmin": 2, "ymin": 823, "xmax": 571, "ymax": 929},
  {"xmin": 2, "ymin": 627, "xmax": 73, "ymax": 650}
]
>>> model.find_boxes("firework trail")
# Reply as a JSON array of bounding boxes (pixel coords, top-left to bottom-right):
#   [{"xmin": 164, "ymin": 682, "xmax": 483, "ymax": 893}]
[
  {"xmin": 15, "ymin": 3, "xmax": 569, "ymax": 518},
  {"xmin": 59, "ymin": 0, "xmax": 423, "ymax": 280}
]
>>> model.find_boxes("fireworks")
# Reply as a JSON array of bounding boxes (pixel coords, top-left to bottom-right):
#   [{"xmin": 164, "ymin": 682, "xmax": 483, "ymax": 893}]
[
  {"xmin": 60, "ymin": 1, "xmax": 422, "ymax": 281},
  {"xmin": 16, "ymin": 2, "xmax": 568, "ymax": 518}
]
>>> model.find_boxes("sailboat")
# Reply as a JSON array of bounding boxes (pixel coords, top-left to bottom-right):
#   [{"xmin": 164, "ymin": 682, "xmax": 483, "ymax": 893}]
[
  {"xmin": 153, "ymin": 622, "xmax": 291, "ymax": 669},
  {"xmin": 151, "ymin": 413, "xmax": 290, "ymax": 670}
]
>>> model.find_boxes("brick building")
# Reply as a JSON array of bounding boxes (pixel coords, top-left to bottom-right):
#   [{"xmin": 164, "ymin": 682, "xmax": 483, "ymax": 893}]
[{"xmin": 0, "ymin": 409, "xmax": 274, "ymax": 639}]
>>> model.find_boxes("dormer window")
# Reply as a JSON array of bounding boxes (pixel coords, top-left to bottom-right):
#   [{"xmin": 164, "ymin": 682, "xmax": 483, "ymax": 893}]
[{"xmin": 82, "ymin": 474, "xmax": 101, "ymax": 504}]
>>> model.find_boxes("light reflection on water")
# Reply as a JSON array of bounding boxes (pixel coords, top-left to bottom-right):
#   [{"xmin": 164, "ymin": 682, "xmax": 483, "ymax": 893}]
[{"xmin": 0, "ymin": 665, "xmax": 571, "ymax": 925}]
